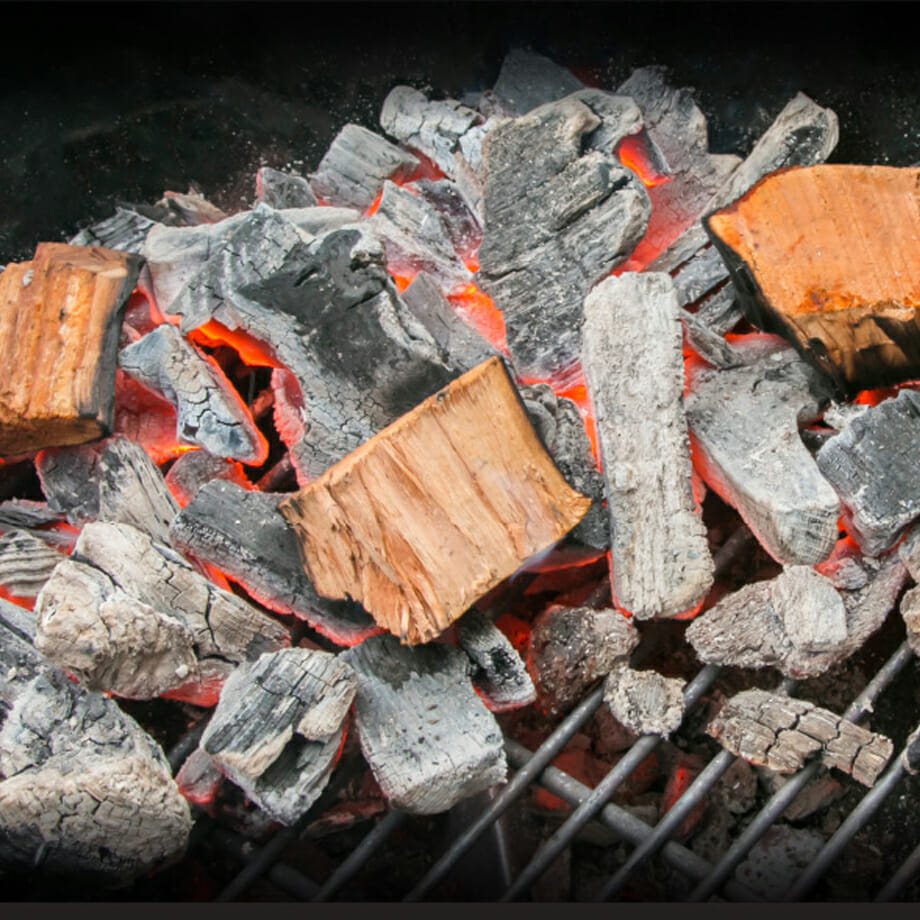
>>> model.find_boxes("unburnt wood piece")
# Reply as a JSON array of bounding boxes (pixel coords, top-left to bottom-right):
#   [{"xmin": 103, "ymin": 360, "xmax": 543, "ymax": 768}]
[
  {"xmin": 602, "ymin": 665, "xmax": 686, "ymax": 738},
  {"xmin": 816, "ymin": 390, "xmax": 920, "ymax": 555},
  {"xmin": 707, "ymin": 689, "xmax": 893, "ymax": 786},
  {"xmin": 527, "ymin": 605, "xmax": 639, "ymax": 715},
  {"xmin": 705, "ymin": 166, "xmax": 920, "ymax": 396},
  {"xmin": 200, "ymin": 648, "xmax": 355, "ymax": 825},
  {"xmin": 0, "ymin": 529, "xmax": 64, "ymax": 600},
  {"xmin": 477, "ymin": 96, "xmax": 651, "ymax": 379},
  {"xmin": 164, "ymin": 449, "xmax": 251, "ymax": 506},
  {"xmin": 69, "ymin": 206, "xmax": 157, "ymax": 254},
  {"xmin": 490, "ymin": 47, "xmax": 585, "ymax": 116},
  {"xmin": 685, "ymin": 335, "xmax": 839, "ymax": 565},
  {"xmin": 280, "ymin": 358, "xmax": 590, "ymax": 645},
  {"xmin": 119, "ymin": 324, "xmax": 268, "ymax": 465},
  {"xmin": 519, "ymin": 382, "xmax": 608, "ymax": 550},
  {"xmin": 255, "ymin": 166, "xmax": 318, "ymax": 209},
  {"xmin": 583, "ymin": 274, "xmax": 713, "ymax": 618},
  {"xmin": 407, "ymin": 178, "xmax": 482, "ymax": 259},
  {"xmin": 343, "ymin": 633, "xmax": 506, "ymax": 814},
  {"xmin": 772, "ymin": 565, "xmax": 847, "ymax": 653},
  {"xmin": 309, "ymin": 123, "xmax": 420, "ymax": 211},
  {"xmin": 169, "ymin": 480, "xmax": 378, "ymax": 646},
  {"xmin": 37, "ymin": 436, "xmax": 179, "ymax": 544},
  {"xmin": 0, "ymin": 243, "xmax": 141, "ymax": 455},
  {"xmin": 456, "ymin": 608, "xmax": 536, "ymax": 711}
]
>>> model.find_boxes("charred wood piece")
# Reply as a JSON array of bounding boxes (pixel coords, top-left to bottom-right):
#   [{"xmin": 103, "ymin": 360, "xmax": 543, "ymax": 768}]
[
  {"xmin": 255, "ymin": 166, "xmax": 318, "ymax": 209},
  {"xmin": 407, "ymin": 178, "xmax": 482, "ymax": 259},
  {"xmin": 164, "ymin": 449, "xmax": 252, "ymax": 506},
  {"xmin": 681, "ymin": 309, "xmax": 744, "ymax": 370},
  {"xmin": 158, "ymin": 188, "xmax": 228, "ymax": 226},
  {"xmin": 69, "ymin": 207, "xmax": 157, "ymax": 254},
  {"xmin": 898, "ymin": 520, "xmax": 920, "ymax": 583},
  {"xmin": 673, "ymin": 244, "xmax": 731, "ymax": 308},
  {"xmin": 603, "ymin": 665, "xmax": 686, "ymax": 737},
  {"xmin": 489, "ymin": 47, "xmax": 585, "ymax": 116},
  {"xmin": 900, "ymin": 586, "xmax": 920, "ymax": 657},
  {"xmin": 0, "ymin": 529, "xmax": 64, "ymax": 600},
  {"xmin": 693, "ymin": 284, "xmax": 743, "ymax": 335},
  {"xmin": 771, "ymin": 565, "xmax": 847, "ymax": 653},
  {"xmin": 175, "ymin": 746, "xmax": 224, "ymax": 808}
]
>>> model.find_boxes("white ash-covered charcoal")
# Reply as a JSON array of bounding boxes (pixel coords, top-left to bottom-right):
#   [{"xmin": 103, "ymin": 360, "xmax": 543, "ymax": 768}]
[
  {"xmin": 36, "ymin": 435, "xmax": 179, "ymax": 545},
  {"xmin": 583, "ymin": 274, "xmax": 713, "ymax": 617},
  {"xmin": 0, "ymin": 498, "xmax": 66, "ymax": 532},
  {"xmin": 0, "ymin": 597, "xmax": 42, "ymax": 710},
  {"xmin": 169, "ymin": 480, "xmax": 378, "ymax": 646},
  {"xmin": 772, "ymin": 565, "xmax": 847, "ymax": 653},
  {"xmin": 816, "ymin": 390, "xmax": 920, "ymax": 556},
  {"xmin": 164, "ymin": 449, "xmax": 251, "ymax": 506},
  {"xmin": 681, "ymin": 309, "xmax": 744, "ymax": 370},
  {"xmin": 527, "ymin": 605, "xmax": 639, "ymax": 715},
  {"xmin": 407, "ymin": 178, "xmax": 482, "ymax": 258},
  {"xmin": 573, "ymin": 89, "xmax": 646, "ymax": 154},
  {"xmin": 119, "ymin": 324, "xmax": 268, "ymax": 465},
  {"xmin": 477, "ymin": 96, "xmax": 651, "ymax": 379},
  {"xmin": 898, "ymin": 586, "xmax": 920, "ymax": 656},
  {"xmin": 255, "ymin": 166, "xmax": 318, "ymax": 209},
  {"xmin": 489, "ymin": 47, "xmax": 585, "ymax": 116},
  {"xmin": 673, "ymin": 244, "xmax": 731, "ymax": 308},
  {"xmin": 693, "ymin": 283, "xmax": 743, "ymax": 335},
  {"xmin": 158, "ymin": 188, "xmax": 229, "ymax": 225},
  {"xmin": 175, "ymin": 746, "xmax": 224, "ymax": 808},
  {"xmin": 706, "ymin": 688, "xmax": 893, "ymax": 786},
  {"xmin": 899, "ymin": 520, "xmax": 920, "ymax": 582},
  {"xmin": 519, "ymin": 382, "xmax": 608, "ymax": 550},
  {"xmin": 69, "ymin": 206, "xmax": 158, "ymax": 254},
  {"xmin": 309, "ymin": 123, "xmax": 420, "ymax": 211},
  {"xmin": 685, "ymin": 335, "xmax": 839, "ymax": 565},
  {"xmin": 343, "ymin": 633, "xmax": 506, "ymax": 814},
  {"xmin": 200, "ymin": 648, "xmax": 355, "ymax": 825},
  {"xmin": 602, "ymin": 664, "xmax": 686, "ymax": 737},
  {"xmin": 368, "ymin": 181, "xmax": 472, "ymax": 293},
  {"xmin": 0, "ymin": 529, "xmax": 64, "ymax": 601},
  {"xmin": 455, "ymin": 608, "xmax": 535, "ymax": 712}
]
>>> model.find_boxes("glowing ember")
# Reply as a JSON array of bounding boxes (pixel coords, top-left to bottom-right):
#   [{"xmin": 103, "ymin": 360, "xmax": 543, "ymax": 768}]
[
  {"xmin": 188, "ymin": 320, "xmax": 282, "ymax": 369},
  {"xmin": 447, "ymin": 284, "xmax": 509, "ymax": 354},
  {"xmin": 616, "ymin": 134, "xmax": 672, "ymax": 188}
]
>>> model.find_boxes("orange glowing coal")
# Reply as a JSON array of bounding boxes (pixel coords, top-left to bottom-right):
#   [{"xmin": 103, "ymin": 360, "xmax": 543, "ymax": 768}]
[
  {"xmin": 616, "ymin": 134, "xmax": 672, "ymax": 189},
  {"xmin": 188, "ymin": 320, "xmax": 283, "ymax": 369},
  {"xmin": 447, "ymin": 284, "xmax": 510, "ymax": 355}
]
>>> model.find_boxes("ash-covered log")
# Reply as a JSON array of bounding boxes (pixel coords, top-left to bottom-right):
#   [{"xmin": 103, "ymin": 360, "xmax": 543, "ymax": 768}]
[
  {"xmin": 707, "ymin": 688, "xmax": 893, "ymax": 787},
  {"xmin": 69, "ymin": 206, "xmax": 157, "ymax": 254},
  {"xmin": 407, "ymin": 178, "xmax": 482, "ymax": 259},
  {"xmin": 0, "ymin": 529, "xmax": 64, "ymax": 601},
  {"xmin": 489, "ymin": 48, "xmax": 585, "ymax": 116},
  {"xmin": 343, "ymin": 633, "xmax": 506, "ymax": 814},
  {"xmin": 280, "ymin": 358, "xmax": 590, "ymax": 645},
  {"xmin": 583, "ymin": 273, "xmax": 713, "ymax": 617},
  {"xmin": 603, "ymin": 665, "xmax": 686, "ymax": 738},
  {"xmin": 685, "ymin": 335, "xmax": 839, "ymax": 565},
  {"xmin": 163, "ymin": 449, "xmax": 252, "ymax": 506},
  {"xmin": 200, "ymin": 648, "xmax": 355, "ymax": 825},
  {"xmin": 0, "ymin": 243, "xmax": 141, "ymax": 456},
  {"xmin": 255, "ymin": 166, "xmax": 318, "ymax": 209}
]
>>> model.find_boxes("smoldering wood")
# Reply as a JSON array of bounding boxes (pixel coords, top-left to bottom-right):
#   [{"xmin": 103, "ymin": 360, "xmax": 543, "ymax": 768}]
[
  {"xmin": 707, "ymin": 688, "xmax": 893, "ymax": 786},
  {"xmin": 407, "ymin": 178, "xmax": 482, "ymax": 259},
  {"xmin": 684, "ymin": 335, "xmax": 839, "ymax": 565},
  {"xmin": 681, "ymin": 309, "xmax": 744, "ymax": 370},
  {"xmin": 0, "ymin": 529, "xmax": 64, "ymax": 600},
  {"xmin": 898, "ymin": 520, "xmax": 920, "ymax": 583},
  {"xmin": 37, "ymin": 436, "xmax": 180, "ymax": 544},
  {"xmin": 455, "ymin": 608, "xmax": 535, "ymax": 711},
  {"xmin": 673, "ymin": 245, "xmax": 730, "ymax": 308},
  {"xmin": 200, "ymin": 648, "xmax": 355, "ymax": 825},
  {"xmin": 602, "ymin": 665, "xmax": 686, "ymax": 738},
  {"xmin": 0, "ymin": 243, "xmax": 141, "ymax": 456},
  {"xmin": 573, "ymin": 89, "xmax": 647, "ymax": 156},
  {"xmin": 583, "ymin": 274, "xmax": 713, "ymax": 618},
  {"xmin": 255, "ymin": 166, "xmax": 318, "ymax": 209},
  {"xmin": 490, "ymin": 47, "xmax": 585, "ymax": 116},
  {"xmin": 69, "ymin": 207, "xmax": 157, "ymax": 254},
  {"xmin": 772, "ymin": 565, "xmax": 848, "ymax": 653},
  {"xmin": 0, "ymin": 499, "xmax": 65, "ymax": 532},
  {"xmin": 169, "ymin": 480, "xmax": 378, "ymax": 646},
  {"xmin": 163, "ymin": 449, "xmax": 252, "ymax": 506},
  {"xmin": 816, "ymin": 390, "xmax": 920, "ymax": 555},
  {"xmin": 519, "ymin": 382, "xmax": 608, "ymax": 550},
  {"xmin": 309, "ymin": 123, "xmax": 420, "ymax": 211},
  {"xmin": 158, "ymin": 188, "xmax": 229, "ymax": 225},
  {"xmin": 280, "ymin": 358, "xmax": 591, "ymax": 645},
  {"xmin": 527, "ymin": 604, "xmax": 639, "ymax": 715},
  {"xmin": 693, "ymin": 283, "xmax": 743, "ymax": 335},
  {"xmin": 175, "ymin": 746, "xmax": 224, "ymax": 807},
  {"xmin": 119, "ymin": 324, "xmax": 268, "ymax": 465},
  {"xmin": 343, "ymin": 633, "xmax": 507, "ymax": 814},
  {"xmin": 476, "ymin": 96, "xmax": 651, "ymax": 379}
]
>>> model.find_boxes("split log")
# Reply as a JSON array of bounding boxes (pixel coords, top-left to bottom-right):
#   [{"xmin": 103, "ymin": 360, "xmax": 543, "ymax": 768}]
[
  {"xmin": 37, "ymin": 436, "xmax": 179, "ymax": 544},
  {"xmin": 200, "ymin": 648, "xmax": 355, "ymax": 825},
  {"xmin": 255, "ymin": 166, "xmax": 318, "ymax": 209},
  {"xmin": 602, "ymin": 665, "xmax": 686, "ymax": 737},
  {"xmin": 280, "ymin": 358, "xmax": 591, "ymax": 645},
  {"xmin": 343, "ymin": 633, "xmax": 507, "ymax": 814},
  {"xmin": 0, "ymin": 529, "xmax": 64, "ymax": 600},
  {"xmin": 816, "ymin": 390, "xmax": 920, "ymax": 555},
  {"xmin": 0, "ymin": 243, "xmax": 141, "ymax": 456},
  {"xmin": 455, "ymin": 608, "xmax": 536, "ymax": 711},
  {"xmin": 309, "ymin": 123, "xmax": 420, "ymax": 211},
  {"xmin": 684, "ymin": 334, "xmax": 839, "ymax": 565},
  {"xmin": 489, "ymin": 48, "xmax": 585, "ymax": 116},
  {"xmin": 119, "ymin": 324, "xmax": 268, "ymax": 465},
  {"xmin": 476, "ymin": 96, "xmax": 651, "ymax": 379},
  {"xmin": 169, "ymin": 480, "xmax": 378, "ymax": 646},
  {"xmin": 527, "ymin": 604, "xmax": 639, "ymax": 715},
  {"xmin": 69, "ymin": 206, "xmax": 157, "ymax": 254},
  {"xmin": 707, "ymin": 688, "xmax": 893, "ymax": 786},
  {"xmin": 583, "ymin": 274, "xmax": 713, "ymax": 617},
  {"xmin": 163, "ymin": 449, "xmax": 252, "ymax": 506}
]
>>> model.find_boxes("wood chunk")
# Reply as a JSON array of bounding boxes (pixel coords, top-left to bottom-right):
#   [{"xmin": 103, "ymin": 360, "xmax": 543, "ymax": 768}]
[
  {"xmin": 309, "ymin": 123, "xmax": 419, "ymax": 211},
  {"xmin": 119, "ymin": 324, "xmax": 268, "ymax": 465},
  {"xmin": 69, "ymin": 206, "xmax": 157, "ymax": 254},
  {"xmin": 490, "ymin": 48, "xmax": 585, "ymax": 116},
  {"xmin": 705, "ymin": 165, "xmax": 920, "ymax": 396},
  {"xmin": 255, "ymin": 166, "xmax": 318, "ymax": 209},
  {"xmin": 772, "ymin": 565, "xmax": 848, "ymax": 653},
  {"xmin": 158, "ymin": 188, "xmax": 228, "ymax": 225},
  {"xmin": 280, "ymin": 358, "xmax": 590, "ymax": 645},
  {"xmin": 164, "ymin": 449, "xmax": 252, "ymax": 506},
  {"xmin": 694, "ymin": 283, "xmax": 743, "ymax": 335},
  {"xmin": 680, "ymin": 308, "xmax": 744, "ymax": 370},
  {"xmin": 175, "ymin": 747, "xmax": 224, "ymax": 807},
  {"xmin": 407, "ymin": 178, "xmax": 483, "ymax": 259},
  {"xmin": 603, "ymin": 665, "xmax": 686, "ymax": 737},
  {"xmin": 817, "ymin": 390, "xmax": 920, "ymax": 555},
  {"xmin": 37, "ymin": 436, "xmax": 179, "ymax": 544},
  {"xmin": 200, "ymin": 648, "xmax": 355, "ymax": 825},
  {"xmin": 0, "ymin": 498, "xmax": 66, "ymax": 532},
  {"xmin": 899, "ymin": 586, "xmax": 920, "ymax": 656},
  {"xmin": 343, "ymin": 633, "xmax": 507, "ymax": 814},
  {"xmin": 169, "ymin": 480, "xmax": 378, "ymax": 646},
  {"xmin": 0, "ymin": 243, "xmax": 141, "ymax": 455},
  {"xmin": 477, "ymin": 96, "xmax": 651, "ymax": 379},
  {"xmin": 898, "ymin": 520, "xmax": 920, "ymax": 582},
  {"xmin": 574, "ymin": 89, "xmax": 649, "ymax": 157},
  {"xmin": 583, "ymin": 274, "xmax": 713, "ymax": 618},
  {"xmin": 456, "ymin": 608, "xmax": 536, "ymax": 711},
  {"xmin": 707, "ymin": 689, "xmax": 893, "ymax": 786},
  {"xmin": 685, "ymin": 335, "xmax": 839, "ymax": 565},
  {"xmin": 0, "ymin": 529, "xmax": 64, "ymax": 600},
  {"xmin": 527, "ymin": 605, "xmax": 639, "ymax": 715}
]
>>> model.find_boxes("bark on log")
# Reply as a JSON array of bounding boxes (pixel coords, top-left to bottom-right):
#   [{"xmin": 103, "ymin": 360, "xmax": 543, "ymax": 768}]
[
  {"xmin": 0, "ymin": 529, "xmax": 64, "ymax": 600},
  {"xmin": 603, "ymin": 665, "xmax": 686, "ymax": 737},
  {"xmin": 280, "ymin": 358, "xmax": 591, "ymax": 645},
  {"xmin": 583, "ymin": 274, "xmax": 713, "ymax": 617},
  {"xmin": 0, "ymin": 243, "xmax": 141, "ymax": 456},
  {"xmin": 69, "ymin": 207, "xmax": 157, "ymax": 254},
  {"xmin": 343, "ymin": 633, "xmax": 507, "ymax": 814},
  {"xmin": 255, "ymin": 166, "xmax": 318, "ymax": 209}
]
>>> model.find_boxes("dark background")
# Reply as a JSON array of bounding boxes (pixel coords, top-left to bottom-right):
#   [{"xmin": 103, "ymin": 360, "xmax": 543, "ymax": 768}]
[{"xmin": 1, "ymin": 1, "xmax": 918, "ymax": 264}]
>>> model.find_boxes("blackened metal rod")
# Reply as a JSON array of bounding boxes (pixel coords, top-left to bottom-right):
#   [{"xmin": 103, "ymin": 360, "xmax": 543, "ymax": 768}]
[
  {"xmin": 499, "ymin": 663, "xmax": 721, "ymax": 902},
  {"xmin": 403, "ymin": 683, "xmax": 606, "ymax": 901},
  {"xmin": 875, "ymin": 836, "xmax": 920, "ymax": 901}
]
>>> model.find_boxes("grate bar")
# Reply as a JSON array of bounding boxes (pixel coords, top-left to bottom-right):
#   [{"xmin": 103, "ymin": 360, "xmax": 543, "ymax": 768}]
[{"xmin": 875, "ymin": 836, "xmax": 920, "ymax": 901}]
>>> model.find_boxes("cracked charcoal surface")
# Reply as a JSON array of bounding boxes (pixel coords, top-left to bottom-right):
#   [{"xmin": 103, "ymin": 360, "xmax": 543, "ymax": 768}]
[
  {"xmin": 603, "ymin": 665, "xmax": 686, "ymax": 737},
  {"xmin": 255, "ymin": 167, "xmax": 318, "ymax": 210},
  {"xmin": 0, "ymin": 529, "xmax": 64, "ymax": 599}
]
